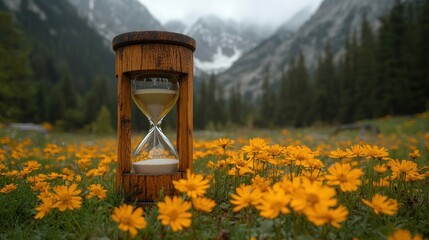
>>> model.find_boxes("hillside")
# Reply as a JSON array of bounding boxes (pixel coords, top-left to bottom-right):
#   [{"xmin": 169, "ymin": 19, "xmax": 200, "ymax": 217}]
[
  {"xmin": 218, "ymin": 0, "xmax": 397, "ymax": 97},
  {"xmin": 0, "ymin": 0, "xmax": 116, "ymax": 128}
]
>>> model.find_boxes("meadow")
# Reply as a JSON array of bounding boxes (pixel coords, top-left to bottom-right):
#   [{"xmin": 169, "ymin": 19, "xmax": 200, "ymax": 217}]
[{"xmin": 0, "ymin": 112, "xmax": 428, "ymax": 240}]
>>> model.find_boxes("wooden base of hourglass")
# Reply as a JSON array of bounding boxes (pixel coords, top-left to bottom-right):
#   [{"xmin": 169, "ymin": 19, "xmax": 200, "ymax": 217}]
[
  {"xmin": 120, "ymin": 172, "xmax": 186, "ymax": 202},
  {"xmin": 113, "ymin": 31, "xmax": 195, "ymax": 203}
]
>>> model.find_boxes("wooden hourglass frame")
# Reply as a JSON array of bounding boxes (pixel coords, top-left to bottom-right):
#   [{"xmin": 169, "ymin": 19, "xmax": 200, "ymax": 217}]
[{"xmin": 112, "ymin": 31, "xmax": 196, "ymax": 203}]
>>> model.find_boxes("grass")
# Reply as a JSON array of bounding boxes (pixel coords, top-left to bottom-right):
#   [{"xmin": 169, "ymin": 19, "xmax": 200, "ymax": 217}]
[{"xmin": 0, "ymin": 112, "xmax": 428, "ymax": 239}]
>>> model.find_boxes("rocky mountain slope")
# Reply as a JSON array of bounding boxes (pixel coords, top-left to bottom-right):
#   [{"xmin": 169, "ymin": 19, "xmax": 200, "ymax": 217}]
[
  {"xmin": 67, "ymin": 0, "xmax": 304, "ymax": 75},
  {"xmin": 1, "ymin": 0, "xmax": 114, "ymax": 91},
  {"xmin": 68, "ymin": 0, "xmax": 163, "ymax": 41},
  {"xmin": 218, "ymin": 0, "xmax": 397, "ymax": 98}
]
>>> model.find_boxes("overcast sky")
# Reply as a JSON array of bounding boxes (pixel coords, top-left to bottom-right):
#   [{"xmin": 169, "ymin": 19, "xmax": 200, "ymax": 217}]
[{"xmin": 138, "ymin": 0, "xmax": 323, "ymax": 28}]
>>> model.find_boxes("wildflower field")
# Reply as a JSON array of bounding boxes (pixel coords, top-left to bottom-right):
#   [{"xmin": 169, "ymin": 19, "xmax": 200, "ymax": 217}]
[{"xmin": 1, "ymin": 113, "xmax": 428, "ymax": 240}]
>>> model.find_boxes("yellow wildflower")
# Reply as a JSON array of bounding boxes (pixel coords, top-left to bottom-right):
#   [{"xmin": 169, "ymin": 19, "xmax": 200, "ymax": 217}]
[
  {"xmin": 325, "ymin": 162, "xmax": 363, "ymax": 192},
  {"xmin": 61, "ymin": 168, "xmax": 75, "ymax": 182},
  {"xmin": 306, "ymin": 205, "xmax": 348, "ymax": 228},
  {"xmin": 213, "ymin": 138, "xmax": 235, "ymax": 149},
  {"xmin": 345, "ymin": 145, "xmax": 366, "ymax": 158},
  {"xmin": 23, "ymin": 160, "xmax": 41, "ymax": 172},
  {"xmin": 374, "ymin": 164, "xmax": 387, "ymax": 174},
  {"xmin": 35, "ymin": 197, "xmax": 54, "ymax": 219},
  {"xmin": 362, "ymin": 145, "xmax": 389, "ymax": 160},
  {"xmin": 242, "ymin": 138, "xmax": 269, "ymax": 156},
  {"xmin": 157, "ymin": 196, "xmax": 192, "ymax": 232},
  {"xmin": 251, "ymin": 175, "xmax": 271, "ymax": 192},
  {"xmin": 329, "ymin": 148, "xmax": 349, "ymax": 159},
  {"xmin": 173, "ymin": 169, "xmax": 210, "ymax": 198},
  {"xmin": 230, "ymin": 185, "xmax": 262, "ymax": 212},
  {"xmin": 389, "ymin": 159, "xmax": 422, "ymax": 181},
  {"xmin": 86, "ymin": 183, "xmax": 107, "ymax": 200},
  {"xmin": 290, "ymin": 180, "xmax": 337, "ymax": 213},
  {"xmin": 52, "ymin": 184, "xmax": 82, "ymax": 211},
  {"xmin": 362, "ymin": 194, "xmax": 398, "ymax": 216},
  {"xmin": 388, "ymin": 229, "xmax": 422, "ymax": 240},
  {"xmin": 302, "ymin": 169, "xmax": 325, "ymax": 183},
  {"xmin": 111, "ymin": 204, "xmax": 147, "ymax": 237},
  {"xmin": 0, "ymin": 183, "xmax": 18, "ymax": 194},
  {"xmin": 192, "ymin": 197, "xmax": 216, "ymax": 213},
  {"xmin": 408, "ymin": 149, "xmax": 421, "ymax": 159},
  {"xmin": 228, "ymin": 154, "xmax": 253, "ymax": 176},
  {"xmin": 256, "ymin": 187, "xmax": 291, "ymax": 219}
]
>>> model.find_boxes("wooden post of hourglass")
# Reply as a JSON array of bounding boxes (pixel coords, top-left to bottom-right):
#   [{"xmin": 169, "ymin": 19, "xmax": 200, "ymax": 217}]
[{"xmin": 112, "ymin": 31, "xmax": 196, "ymax": 203}]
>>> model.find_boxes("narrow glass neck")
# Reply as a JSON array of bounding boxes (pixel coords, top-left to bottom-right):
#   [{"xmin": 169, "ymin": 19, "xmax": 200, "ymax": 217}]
[{"xmin": 149, "ymin": 117, "xmax": 164, "ymax": 128}]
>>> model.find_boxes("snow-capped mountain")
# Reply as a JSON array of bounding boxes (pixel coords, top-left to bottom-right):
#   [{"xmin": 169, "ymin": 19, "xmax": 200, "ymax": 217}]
[
  {"xmin": 67, "ymin": 0, "xmax": 163, "ymax": 42},
  {"xmin": 185, "ymin": 15, "xmax": 272, "ymax": 74},
  {"xmin": 66, "ymin": 0, "xmax": 272, "ymax": 74},
  {"xmin": 218, "ymin": 0, "xmax": 398, "ymax": 98}
]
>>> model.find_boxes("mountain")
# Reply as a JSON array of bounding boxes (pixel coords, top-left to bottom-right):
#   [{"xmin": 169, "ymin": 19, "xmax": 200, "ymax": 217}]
[
  {"xmin": 185, "ymin": 15, "xmax": 270, "ymax": 74},
  {"xmin": 278, "ymin": 6, "xmax": 317, "ymax": 32},
  {"xmin": 67, "ymin": 0, "xmax": 163, "ymax": 41},
  {"xmin": 164, "ymin": 20, "xmax": 187, "ymax": 33},
  {"xmin": 1, "ymin": 0, "xmax": 114, "ymax": 92},
  {"xmin": 218, "ymin": 0, "xmax": 397, "ymax": 98},
  {"xmin": 0, "ymin": 0, "xmax": 117, "ymax": 128}
]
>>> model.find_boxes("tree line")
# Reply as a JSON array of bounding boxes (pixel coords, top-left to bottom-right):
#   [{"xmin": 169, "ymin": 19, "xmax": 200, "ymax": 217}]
[
  {"xmin": 1, "ymin": 0, "xmax": 428, "ymax": 132},
  {"xmin": 195, "ymin": 0, "xmax": 429, "ymax": 129}
]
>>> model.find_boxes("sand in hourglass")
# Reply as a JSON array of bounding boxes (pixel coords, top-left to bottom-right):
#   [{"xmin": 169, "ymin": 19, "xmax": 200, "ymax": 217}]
[
  {"xmin": 132, "ymin": 88, "xmax": 179, "ymax": 124},
  {"xmin": 132, "ymin": 88, "xmax": 179, "ymax": 174}
]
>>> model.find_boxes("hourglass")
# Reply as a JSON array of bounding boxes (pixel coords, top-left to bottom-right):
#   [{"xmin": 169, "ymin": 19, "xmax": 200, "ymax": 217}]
[
  {"xmin": 131, "ymin": 73, "xmax": 179, "ymax": 174},
  {"xmin": 112, "ymin": 31, "xmax": 196, "ymax": 203}
]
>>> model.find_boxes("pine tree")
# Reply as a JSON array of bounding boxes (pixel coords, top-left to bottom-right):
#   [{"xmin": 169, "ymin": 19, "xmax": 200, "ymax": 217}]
[
  {"xmin": 204, "ymin": 74, "xmax": 217, "ymax": 129},
  {"xmin": 276, "ymin": 70, "xmax": 290, "ymax": 126},
  {"xmin": 194, "ymin": 76, "xmax": 207, "ymax": 129},
  {"xmin": 0, "ymin": 12, "xmax": 36, "ymax": 121},
  {"xmin": 293, "ymin": 53, "xmax": 311, "ymax": 127},
  {"xmin": 58, "ymin": 69, "xmax": 77, "ymax": 110},
  {"xmin": 84, "ymin": 76, "xmax": 110, "ymax": 125},
  {"xmin": 276, "ymin": 57, "xmax": 302, "ymax": 127},
  {"xmin": 403, "ymin": 0, "xmax": 429, "ymax": 112},
  {"xmin": 257, "ymin": 66, "xmax": 276, "ymax": 127},
  {"xmin": 377, "ymin": 0, "xmax": 410, "ymax": 115},
  {"xmin": 313, "ymin": 41, "xmax": 338, "ymax": 124},
  {"xmin": 91, "ymin": 105, "xmax": 114, "ymax": 135},
  {"xmin": 338, "ymin": 36, "xmax": 357, "ymax": 123},
  {"xmin": 354, "ymin": 15, "xmax": 377, "ymax": 120},
  {"xmin": 48, "ymin": 84, "xmax": 65, "ymax": 122},
  {"xmin": 214, "ymin": 81, "xmax": 226, "ymax": 127},
  {"xmin": 228, "ymin": 83, "xmax": 245, "ymax": 126}
]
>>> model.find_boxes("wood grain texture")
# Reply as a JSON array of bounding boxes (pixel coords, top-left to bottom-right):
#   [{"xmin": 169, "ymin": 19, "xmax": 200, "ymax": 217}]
[
  {"xmin": 113, "ymin": 31, "xmax": 195, "ymax": 202},
  {"xmin": 112, "ymin": 31, "xmax": 196, "ymax": 52},
  {"xmin": 121, "ymin": 172, "xmax": 186, "ymax": 202}
]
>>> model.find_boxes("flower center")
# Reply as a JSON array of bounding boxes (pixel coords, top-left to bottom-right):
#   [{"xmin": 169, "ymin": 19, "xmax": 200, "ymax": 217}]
[
  {"xmin": 185, "ymin": 182, "xmax": 197, "ymax": 191},
  {"xmin": 338, "ymin": 173, "xmax": 348, "ymax": 182},
  {"xmin": 168, "ymin": 209, "xmax": 179, "ymax": 221},
  {"xmin": 306, "ymin": 193, "xmax": 320, "ymax": 206}
]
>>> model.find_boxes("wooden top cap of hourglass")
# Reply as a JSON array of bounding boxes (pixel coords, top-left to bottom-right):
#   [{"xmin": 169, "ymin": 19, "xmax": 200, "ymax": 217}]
[{"xmin": 112, "ymin": 31, "xmax": 196, "ymax": 51}]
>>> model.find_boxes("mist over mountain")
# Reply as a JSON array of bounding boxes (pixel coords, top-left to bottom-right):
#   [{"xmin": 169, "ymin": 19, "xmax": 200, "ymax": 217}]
[
  {"xmin": 66, "ymin": 0, "xmax": 282, "ymax": 74},
  {"xmin": 218, "ymin": 0, "xmax": 398, "ymax": 98},
  {"xmin": 164, "ymin": 20, "xmax": 187, "ymax": 33},
  {"xmin": 278, "ymin": 6, "xmax": 317, "ymax": 32}
]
